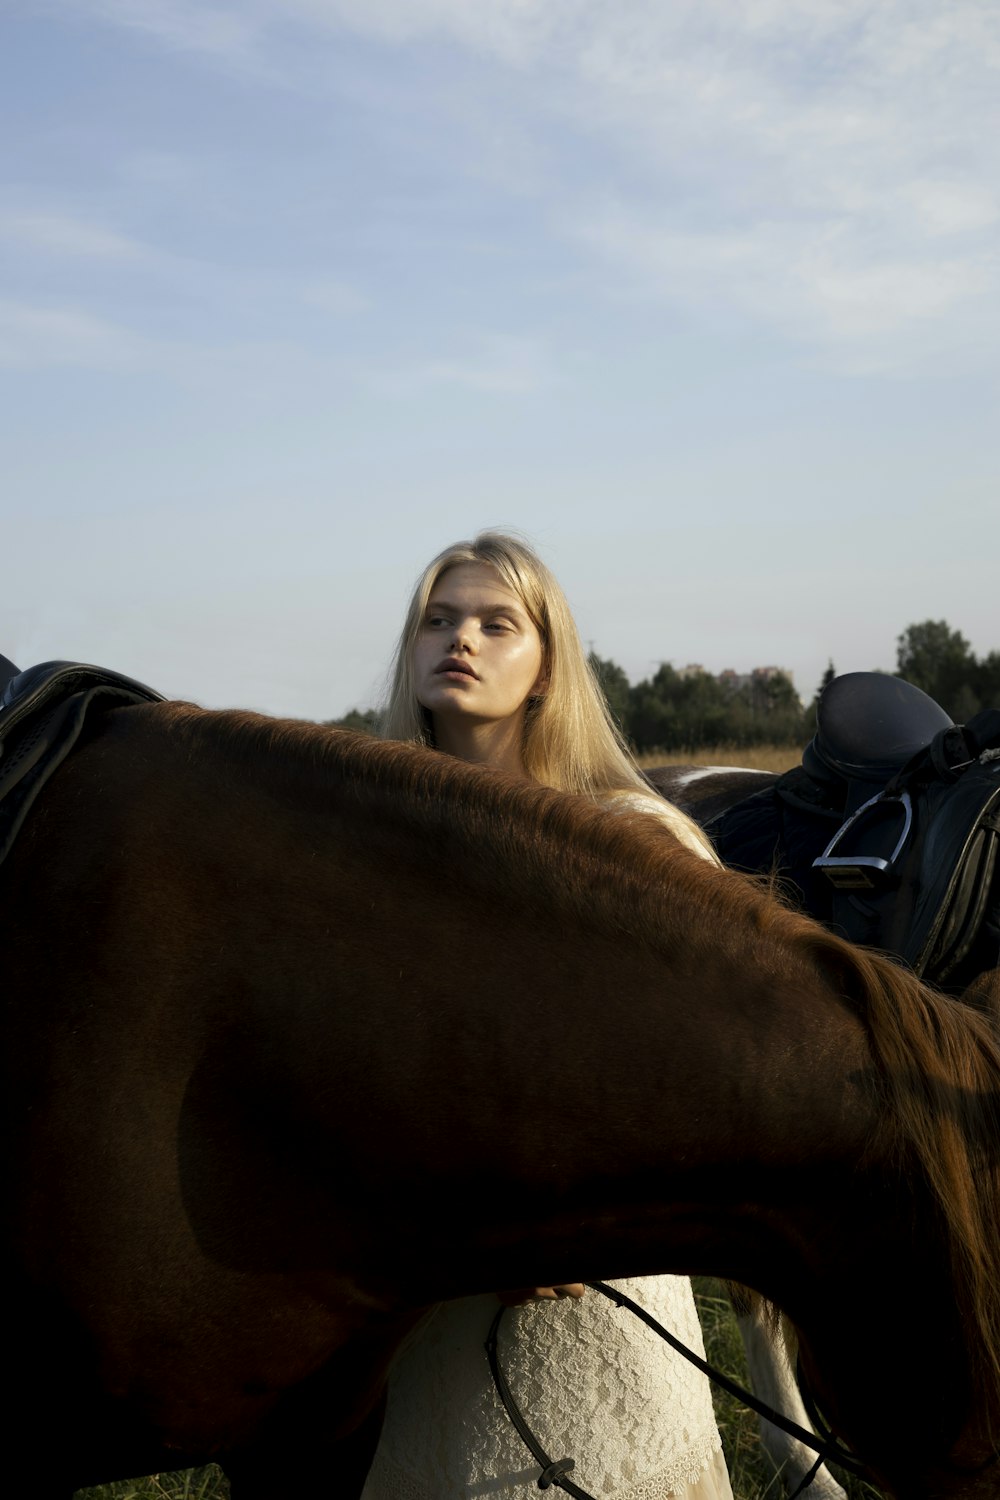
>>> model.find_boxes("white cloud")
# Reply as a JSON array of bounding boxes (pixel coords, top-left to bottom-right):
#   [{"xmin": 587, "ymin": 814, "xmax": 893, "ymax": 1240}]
[
  {"xmin": 565, "ymin": 197, "xmax": 1000, "ymax": 377},
  {"xmin": 806, "ymin": 256, "xmax": 990, "ymax": 339},
  {"xmin": 0, "ymin": 301, "xmax": 144, "ymax": 369},
  {"xmin": 0, "ymin": 211, "xmax": 145, "ymax": 259},
  {"xmin": 901, "ymin": 181, "xmax": 1000, "ymax": 237},
  {"xmin": 61, "ymin": 0, "xmax": 266, "ymax": 65},
  {"xmin": 0, "ymin": 300, "xmax": 345, "ymax": 387},
  {"xmin": 373, "ymin": 333, "xmax": 552, "ymax": 395},
  {"xmin": 280, "ymin": 0, "xmax": 569, "ymax": 65},
  {"xmin": 301, "ymin": 280, "xmax": 370, "ymax": 315},
  {"xmin": 46, "ymin": 0, "xmax": 1000, "ymax": 368}
]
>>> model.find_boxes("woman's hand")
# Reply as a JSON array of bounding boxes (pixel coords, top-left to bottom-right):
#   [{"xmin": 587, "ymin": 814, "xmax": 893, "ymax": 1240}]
[{"xmin": 496, "ymin": 1284, "xmax": 586, "ymax": 1306}]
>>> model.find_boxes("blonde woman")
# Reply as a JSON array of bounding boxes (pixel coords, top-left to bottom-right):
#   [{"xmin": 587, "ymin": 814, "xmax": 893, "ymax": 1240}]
[{"xmin": 363, "ymin": 532, "xmax": 731, "ymax": 1500}]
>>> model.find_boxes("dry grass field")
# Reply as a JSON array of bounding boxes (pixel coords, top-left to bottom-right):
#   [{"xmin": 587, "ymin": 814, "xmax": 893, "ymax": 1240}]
[{"xmin": 635, "ymin": 743, "xmax": 803, "ymax": 774}]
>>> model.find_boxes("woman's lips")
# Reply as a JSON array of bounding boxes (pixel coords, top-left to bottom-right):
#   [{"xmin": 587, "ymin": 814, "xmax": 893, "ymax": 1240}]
[{"xmin": 436, "ymin": 659, "xmax": 478, "ymax": 679}]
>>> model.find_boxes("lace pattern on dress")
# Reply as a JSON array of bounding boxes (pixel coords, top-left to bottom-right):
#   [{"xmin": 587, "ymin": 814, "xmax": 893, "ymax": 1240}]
[{"xmin": 361, "ymin": 1277, "xmax": 726, "ymax": 1500}]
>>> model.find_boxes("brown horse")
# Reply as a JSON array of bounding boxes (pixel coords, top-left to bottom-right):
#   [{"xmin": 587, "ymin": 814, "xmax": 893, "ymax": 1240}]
[{"xmin": 5, "ymin": 701, "xmax": 1000, "ymax": 1500}]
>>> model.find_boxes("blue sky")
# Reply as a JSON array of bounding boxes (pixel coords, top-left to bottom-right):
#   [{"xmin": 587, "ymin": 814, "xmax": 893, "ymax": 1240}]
[{"xmin": 3, "ymin": 0, "xmax": 998, "ymax": 721}]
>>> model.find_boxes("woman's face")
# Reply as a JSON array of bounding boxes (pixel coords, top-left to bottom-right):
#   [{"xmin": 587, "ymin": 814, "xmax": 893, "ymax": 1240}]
[{"xmin": 412, "ymin": 562, "xmax": 547, "ymax": 732}]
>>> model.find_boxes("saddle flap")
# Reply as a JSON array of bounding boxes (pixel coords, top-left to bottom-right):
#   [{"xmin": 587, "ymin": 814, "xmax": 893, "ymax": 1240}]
[
  {"xmin": 823, "ymin": 759, "xmax": 1000, "ymax": 989},
  {"xmin": 899, "ymin": 768, "xmax": 1000, "ymax": 980},
  {"xmin": 0, "ymin": 660, "xmax": 164, "ymax": 871},
  {"xmin": 0, "ymin": 660, "xmax": 162, "ymax": 736}
]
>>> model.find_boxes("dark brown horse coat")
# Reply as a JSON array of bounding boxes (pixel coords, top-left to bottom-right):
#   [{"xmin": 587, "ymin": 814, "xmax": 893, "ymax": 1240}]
[{"xmin": 4, "ymin": 703, "xmax": 1000, "ymax": 1499}]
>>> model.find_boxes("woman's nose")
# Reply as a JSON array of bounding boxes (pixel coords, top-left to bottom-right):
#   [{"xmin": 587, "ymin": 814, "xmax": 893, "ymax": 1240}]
[{"xmin": 450, "ymin": 623, "xmax": 476, "ymax": 653}]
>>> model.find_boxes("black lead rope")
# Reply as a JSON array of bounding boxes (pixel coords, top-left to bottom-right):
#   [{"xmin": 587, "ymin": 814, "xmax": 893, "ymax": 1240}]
[{"xmin": 485, "ymin": 1281, "xmax": 871, "ymax": 1498}]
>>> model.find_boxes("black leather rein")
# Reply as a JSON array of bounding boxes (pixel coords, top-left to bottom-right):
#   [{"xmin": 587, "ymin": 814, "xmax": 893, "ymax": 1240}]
[{"xmin": 485, "ymin": 1280, "xmax": 870, "ymax": 1498}]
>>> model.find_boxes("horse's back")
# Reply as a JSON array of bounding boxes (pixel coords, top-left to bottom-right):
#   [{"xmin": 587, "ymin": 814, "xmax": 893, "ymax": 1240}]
[{"xmin": 646, "ymin": 764, "xmax": 777, "ymax": 826}]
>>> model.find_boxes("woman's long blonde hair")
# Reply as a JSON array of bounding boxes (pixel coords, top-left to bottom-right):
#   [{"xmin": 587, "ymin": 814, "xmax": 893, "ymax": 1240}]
[{"xmin": 381, "ymin": 532, "xmax": 716, "ymax": 857}]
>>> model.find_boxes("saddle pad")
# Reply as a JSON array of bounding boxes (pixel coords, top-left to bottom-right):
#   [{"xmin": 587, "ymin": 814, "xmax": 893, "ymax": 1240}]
[{"xmin": 0, "ymin": 661, "xmax": 164, "ymax": 869}]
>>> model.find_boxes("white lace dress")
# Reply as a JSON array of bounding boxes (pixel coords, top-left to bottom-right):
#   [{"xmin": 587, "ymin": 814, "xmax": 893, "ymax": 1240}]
[
  {"xmin": 362, "ymin": 795, "xmax": 733, "ymax": 1500},
  {"xmin": 362, "ymin": 1279, "xmax": 732, "ymax": 1500}
]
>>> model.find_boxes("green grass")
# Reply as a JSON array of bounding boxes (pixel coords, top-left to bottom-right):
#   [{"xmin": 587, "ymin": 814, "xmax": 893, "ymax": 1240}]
[
  {"xmin": 75, "ymin": 1470, "xmax": 229, "ymax": 1500},
  {"xmin": 693, "ymin": 1278, "xmax": 883, "ymax": 1500},
  {"xmin": 74, "ymin": 1283, "xmax": 882, "ymax": 1499}
]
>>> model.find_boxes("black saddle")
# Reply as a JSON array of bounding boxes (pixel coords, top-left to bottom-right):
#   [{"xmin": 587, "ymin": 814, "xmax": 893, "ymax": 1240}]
[
  {"xmin": 711, "ymin": 672, "xmax": 1000, "ymax": 992},
  {"xmin": 0, "ymin": 660, "xmax": 164, "ymax": 869},
  {"xmin": 804, "ymin": 672, "xmax": 955, "ymax": 812}
]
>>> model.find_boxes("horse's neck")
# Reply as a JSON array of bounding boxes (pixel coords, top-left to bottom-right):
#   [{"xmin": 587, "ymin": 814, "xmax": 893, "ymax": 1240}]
[
  {"xmin": 281, "ymin": 876, "xmax": 877, "ymax": 1304},
  {"xmin": 163, "ymin": 736, "xmax": 882, "ymax": 1303},
  {"xmin": 30, "ymin": 716, "xmax": 881, "ymax": 1307}
]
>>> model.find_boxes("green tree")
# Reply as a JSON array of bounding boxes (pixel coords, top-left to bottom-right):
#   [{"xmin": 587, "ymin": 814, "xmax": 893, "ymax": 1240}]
[
  {"xmin": 624, "ymin": 664, "xmax": 806, "ymax": 752},
  {"xmin": 751, "ymin": 670, "xmax": 799, "ymax": 715},
  {"xmin": 814, "ymin": 659, "xmax": 836, "ymax": 704},
  {"xmin": 760, "ymin": 671, "xmax": 810, "ymax": 744},
  {"xmin": 588, "ymin": 651, "xmax": 631, "ymax": 734},
  {"xmin": 678, "ymin": 670, "xmax": 736, "ymax": 747},
  {"xmin": 627, "ymin": 663, "xmax": 683, "ymax": 751},
  {"xmin": 803, "ymin": 659, "xmax": 837, "ymax": 734},
  {"xmin": 896, "ymin": 620, "xmax": 978, "ymax": 716},
  {"xmin": 974, "ymin": 651, "xmax": 1000, "ymax": 711}
]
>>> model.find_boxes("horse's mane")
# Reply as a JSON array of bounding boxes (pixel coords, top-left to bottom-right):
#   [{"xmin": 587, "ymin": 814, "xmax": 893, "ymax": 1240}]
[
  {"xmin": 161, "ymin": 703, "xmax": 726, "ymax": 949},
  {"xmin": 807, "ymin": 929, "xmax": 1000, "ymax": 1423},
  {"xmin": 160, "ymin": 703, "xmax": 1000, "ymax": 1419}
]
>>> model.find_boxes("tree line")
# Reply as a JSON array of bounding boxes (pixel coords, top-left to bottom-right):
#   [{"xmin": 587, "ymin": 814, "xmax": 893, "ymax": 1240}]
[
  {"xmin": 895, "ymin": 620, "xmax": 1000, "ymax": 725},
  {"xmin": 331, "ymin": 619, "xmax": 999, "ymax": 754}
]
